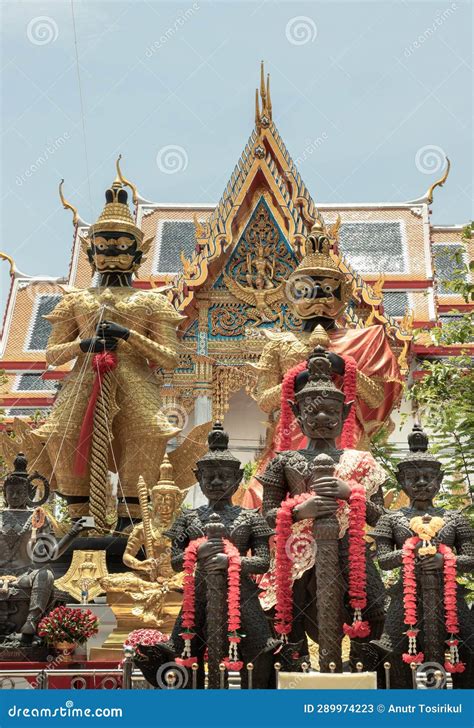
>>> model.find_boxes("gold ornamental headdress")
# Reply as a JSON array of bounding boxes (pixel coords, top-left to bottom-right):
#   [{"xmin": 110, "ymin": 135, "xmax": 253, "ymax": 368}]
[
  {"xmin": 291, "ymin": 218, "xmax": 344, "ymax": 280},
  {"xmin": 287, "ymin": 216, "xmax": 352, "ymax": 320},
  {"xmin": 89, "ymin": 176, "xmax": 144, "ymax": 244}
]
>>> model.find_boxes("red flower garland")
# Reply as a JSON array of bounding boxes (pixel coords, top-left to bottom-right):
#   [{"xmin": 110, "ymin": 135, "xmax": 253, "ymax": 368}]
[
  {"xmin": 274, "ymin": 480, "xmax": 369, "ymax": 639},
  {"xmin": 176, "ymin": 537, "xmax": 243, "ymax": 671},
  {"xmin": 401, "ymin": 538, "xmax": 465, "ymax": 672},
  {"xmin": 278, "ymin": 355, "xmax": 358, "ymax": 451}
]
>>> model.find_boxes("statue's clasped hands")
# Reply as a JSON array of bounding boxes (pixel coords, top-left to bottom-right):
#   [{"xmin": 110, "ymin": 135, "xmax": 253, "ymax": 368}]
[
  {"xmin": 293, "ymin": 476, "xmax": 351, "ymax": 522},
  {"xmin": 414, "ymin": 542, "xmax": 444, "ymax": 572},
  {"xmin": 197, "ymin": 539, "xmax": 228, "ymax": 573},
  {"xmin": 80, "ymin": 320, "xmax": 131, "ymax": 353}
]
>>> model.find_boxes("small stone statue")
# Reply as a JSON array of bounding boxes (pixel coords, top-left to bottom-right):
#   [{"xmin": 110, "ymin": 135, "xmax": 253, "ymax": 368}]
[
  {"xmin": 0, "ymin": 453, "xmax": 85, "ymax": 647},
  {"xmin": 370, "ymin": 425, "xmax": 474, "ymax": 688},
  {"xmin": 135, "ymin": 423, "xmax": 274, "ymax": 688}
]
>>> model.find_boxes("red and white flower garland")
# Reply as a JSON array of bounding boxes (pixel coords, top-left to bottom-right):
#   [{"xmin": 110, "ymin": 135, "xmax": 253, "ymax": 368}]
[
  {"xmin": 402, "ymin": 537, "xmax": 465, "ymax": 673},
  {"xmin": 274, "ymin": 480, "xmax": 370, "ymax": 640},
  {"xmin": 176, "ymin": 537, "xmax": 244, "ymax": 672}
]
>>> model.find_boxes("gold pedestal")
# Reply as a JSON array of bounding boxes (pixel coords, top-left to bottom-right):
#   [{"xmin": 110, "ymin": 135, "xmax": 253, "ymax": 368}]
[{"xmin": 90, "ymin": 589, "xmax": 182, "ymax": 660}]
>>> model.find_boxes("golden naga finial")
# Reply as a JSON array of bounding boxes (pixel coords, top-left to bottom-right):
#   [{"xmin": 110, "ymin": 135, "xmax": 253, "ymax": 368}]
[
  {"xmin": 327, "ymin": 213, "xmax": 342, "ymax": 242},
  {"xmin": 193, "ymin": 212, "xmax": 206, "ymax": 240},
  {"xmin": 372, "ymin": 273, "xmax": 385, "ymax": 300},
  {"xmin": 0, "ymin": 251, "xmax": 15, "ymax": 277},
  {"xmin": 59, "ymin": 179, "xmax": 79, "ymax": 227},
  {"xmin": 116, "ymin": 154, "xmax": 138, "ymax": 206},
  {"xmin": 425, "ymin": 156, "xmax": 450, "ymax": 204}
]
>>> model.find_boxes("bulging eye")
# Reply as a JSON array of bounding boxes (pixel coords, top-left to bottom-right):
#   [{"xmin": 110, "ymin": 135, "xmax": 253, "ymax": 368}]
[
  {"xmin": 96, "ymin": 243, "xmax": 106, "ymax": 251},
  {"xmin": 323, "ymin": 284, "xmax": 333, "ymax": 293},
  {"xmin": 117, "ymin": 243, "xmax": 129, "ymax": 251}
]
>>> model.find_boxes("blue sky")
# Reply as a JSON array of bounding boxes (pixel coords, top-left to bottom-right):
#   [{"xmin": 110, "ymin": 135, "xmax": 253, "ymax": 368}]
[{"xmin": 1, "ymin": 0, "xmax": 472, "ymax": 305}]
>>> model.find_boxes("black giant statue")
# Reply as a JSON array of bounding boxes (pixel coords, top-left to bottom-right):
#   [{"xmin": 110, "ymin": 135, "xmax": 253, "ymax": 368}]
[
  {"xmin": 134, "ymin": 423, "xmax": 275, "ymax": 688},
  {"xmin": 258, "ymin": 347, "xmax": 388, "ymax": 671},
  {"xmin": 370, "ymin": 425, "xmax": 474, "ymax": 688},
  {"xmin": 0, "ymin": 453, "xmax": 85, "ymax": 648}
]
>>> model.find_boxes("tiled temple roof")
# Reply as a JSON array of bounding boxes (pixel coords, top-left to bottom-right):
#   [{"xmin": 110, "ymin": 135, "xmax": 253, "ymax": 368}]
[{"xmin": 0, "ymin": 68, "xmax": 471, "ymax": 419}]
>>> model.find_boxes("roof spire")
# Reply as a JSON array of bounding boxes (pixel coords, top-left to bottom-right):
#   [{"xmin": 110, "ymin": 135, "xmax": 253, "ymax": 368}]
[
  {"xmin": 255, "ymin": 61, "xmax": 272, "ymax": 130},
  {"xmin": 255, "ymin": 88, "xmax": 261, "ymax": 131}
]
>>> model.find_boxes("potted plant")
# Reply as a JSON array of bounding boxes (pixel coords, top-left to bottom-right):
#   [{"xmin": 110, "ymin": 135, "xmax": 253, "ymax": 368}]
[{"xmin": 38, "ymin": 606, "xmax": 99, "ymax": 660}]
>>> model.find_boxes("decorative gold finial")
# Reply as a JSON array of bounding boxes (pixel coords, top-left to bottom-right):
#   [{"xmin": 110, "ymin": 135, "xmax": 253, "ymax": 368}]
[
  {"xmin": 260, "ymin": 60, "xmax": 266, "ymax": 107},
  {"xmin": 116, "ymin": 154, "xmax": 138, "ymax": 206},
  {"xmin": 425, "ymin": 156, "xmax": 450, "ymax": 204},
  {"xmin": 308, "ymin": 324, "xmax": 330, "ymax": 349},
  {"xmin": 256, "ymin": 61, "xmax": 272, "ymax": 126},
  {"xmin": 0, "ymin": 252, "xmax": 15, "ymax": 277},
  {"xmin": 59, "ymin": 179, "xmax": 79, "ymax": 227},
  {"xmin": 328, "ymin": 213, "xmax": 341, "ymax": 241},
  {"xmin": 157, "ymin": 454, "xmax": 174, "ymax": 487},
  {"xmin": 255, "ymin": 88, "xmax": 261, "ymax": 131},
  {"xmin": 266, "ymin": 72, "xmax": 272, "ymax": 115}
]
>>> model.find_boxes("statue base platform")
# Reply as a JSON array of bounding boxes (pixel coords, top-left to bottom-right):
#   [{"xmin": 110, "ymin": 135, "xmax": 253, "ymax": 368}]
[
  {"xmin": 0, "ymin": 638, "xmax": 50, "ymax": 663},
  {"xmin": 50, "ymin": 536, "xmax": 128, "ymax": 579},
  {"xmin": 90, "ymin": 589, "xmax": 181, "ymax": 660}
]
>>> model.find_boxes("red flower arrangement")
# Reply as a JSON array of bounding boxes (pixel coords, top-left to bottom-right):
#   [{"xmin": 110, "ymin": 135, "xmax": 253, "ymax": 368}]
[
  {"xmin": 38, "ymin": 606, "xmax": 99, "ymax": 645},
  {"xmin": 176, "ymin": 537, "xmax": 243, "ymax": 671},
  {"xmin": 124, "ymin": 629, "xmax": 169, "ymax": 658},
  {"xmin": 401, "ymin": 537, "xmax": 465, "ymax": 673},
  {"xmin": 278, "ymin": 355, "xmax": 357, "ymax": 451},
  {"xmin": 274, "ymin": 480, "xmax": 369, "ymax": 640}
]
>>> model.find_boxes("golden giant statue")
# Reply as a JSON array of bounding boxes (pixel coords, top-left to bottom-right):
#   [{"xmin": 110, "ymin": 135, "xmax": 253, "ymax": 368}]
[
  {"xmin": 31, "ymin": 174, "xmax": 183, "ymax": 530},
  {"xmin": 243, "ymin": 215, "xmax": 404, "ymax": 509}
]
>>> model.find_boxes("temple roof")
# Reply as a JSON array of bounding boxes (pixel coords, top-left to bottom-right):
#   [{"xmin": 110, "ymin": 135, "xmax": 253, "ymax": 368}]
[{"xmin": 0, "ymin": 65, "xmax": 472, "ymax": 420}]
